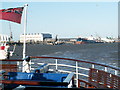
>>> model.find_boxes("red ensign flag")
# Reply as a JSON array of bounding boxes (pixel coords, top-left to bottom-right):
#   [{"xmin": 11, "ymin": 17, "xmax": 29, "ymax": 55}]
[{"xmin": 0, "ymin": 7, "xmax": 24, "ymax": 24}]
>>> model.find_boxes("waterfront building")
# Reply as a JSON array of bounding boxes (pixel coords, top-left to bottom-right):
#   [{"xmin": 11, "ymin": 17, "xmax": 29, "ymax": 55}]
[{"xmin": 20, "ymin": 33, "xmax": 52, "ymax": 43}]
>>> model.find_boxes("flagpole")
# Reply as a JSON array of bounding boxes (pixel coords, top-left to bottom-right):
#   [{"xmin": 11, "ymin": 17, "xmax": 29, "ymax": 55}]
[
  {"xmin": 22, "ymin": 4, "xmax": 29, "ymax": 72},
  {"xmin": 23, "ymin": 4, "xmax": 28, "ymax": 59}
]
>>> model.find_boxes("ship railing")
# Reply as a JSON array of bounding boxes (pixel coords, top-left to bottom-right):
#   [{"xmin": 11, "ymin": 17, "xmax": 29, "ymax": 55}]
[
  {"xmin": 0, "ymin": 59, "xmax": 23, "ymax": 74},
  {"xmin": 0, "ymin": 56, "xmax": 120, "ymax": 89},
  {"xmin": 30, "ymin": 56, "xmax": 120, "ymax": 89}
]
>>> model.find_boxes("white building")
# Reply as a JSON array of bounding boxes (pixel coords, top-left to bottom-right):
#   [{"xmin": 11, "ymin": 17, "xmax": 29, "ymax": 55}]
[
  {"xmin": 0, "ymin": 34, "xmax": 9, "ymax": 42},
  {"xmin": 20, "ymin": 33, "xmax": 52, "ymax": 43}
]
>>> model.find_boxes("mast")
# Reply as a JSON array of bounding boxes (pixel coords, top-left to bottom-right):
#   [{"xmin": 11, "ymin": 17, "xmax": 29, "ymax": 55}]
[
  {"xmin": 9, "ymin": 22, "xmax": 13, "ymax": 42},
  {"xmin": 23, "ymin": 4, "xmax": 28, "ymax": 59},
  {"xmin": 22, "ymin": 4, "xmax": 30, "ymax": 73}
]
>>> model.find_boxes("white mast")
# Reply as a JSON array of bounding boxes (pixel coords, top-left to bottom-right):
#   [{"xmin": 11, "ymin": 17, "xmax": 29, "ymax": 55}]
[
  {"xmin": 23, "ymin": 4, "xmax": 28, "ymax": 59},
  {"xmin": 22, "ymin": 4, "xmax": 30, "ymax": 73}
]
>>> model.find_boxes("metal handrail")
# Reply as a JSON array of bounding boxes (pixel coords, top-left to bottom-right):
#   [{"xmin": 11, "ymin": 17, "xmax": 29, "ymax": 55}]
[
  {"xmin": 30, "ymin": 56, "xmax": 120, "ymax": 88},
  {"xmin": 0, "ymin": 59, "xmax": 23, "ymax": 61},
  {"xmin": 1, "ymin": 56, "xmax": 120, "ymax": 88},
  {"xmin": 1, "ymin": 57, "xmax": 119, "ymax": 71},
  {"xmin": 30, "ymin": 56, "xmax": 120, "ymax": 71}
]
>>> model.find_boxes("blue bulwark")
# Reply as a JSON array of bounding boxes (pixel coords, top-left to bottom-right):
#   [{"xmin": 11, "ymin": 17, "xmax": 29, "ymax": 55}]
[
  {"xmin": 8, "ymin": 72, "xmax": 68, "ymax": 82},
  {"xmin": 5, "ymin": 72, "xmax": 74, "ymax": 88}
]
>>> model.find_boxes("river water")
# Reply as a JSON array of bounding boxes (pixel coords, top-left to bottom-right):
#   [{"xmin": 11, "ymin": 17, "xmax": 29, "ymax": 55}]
[{"xmin": 10, "ymin": 43, "xmax": 119, "ymax": 68}]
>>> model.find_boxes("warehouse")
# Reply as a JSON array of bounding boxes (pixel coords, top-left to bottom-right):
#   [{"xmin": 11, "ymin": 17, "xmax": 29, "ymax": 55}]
[{"xmin": 20, "ymin": 33, "xmax": 52, "ymax": 43}]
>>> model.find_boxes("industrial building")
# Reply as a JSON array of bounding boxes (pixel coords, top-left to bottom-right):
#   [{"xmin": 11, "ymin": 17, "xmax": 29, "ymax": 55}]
[{"xmin": 20, "ymin": 33, "xmax": 52, "ymax": 43}]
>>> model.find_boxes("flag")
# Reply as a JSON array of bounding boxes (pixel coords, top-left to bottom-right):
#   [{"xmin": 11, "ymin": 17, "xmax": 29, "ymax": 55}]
[{"xmin": 0, "ymin": 7, "xmax": 24, "ymax": 24}]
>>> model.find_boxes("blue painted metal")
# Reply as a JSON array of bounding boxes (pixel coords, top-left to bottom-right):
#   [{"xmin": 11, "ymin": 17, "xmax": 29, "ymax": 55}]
[
  {"xmin": 8, "ymin": 72, "xmax": 68, "ymax": 82},
  {"xmin": 4, "ymin": 72, "xmax": 74, "ymax": 88},
  {"xmin": 34, "ymin": 63, "xmax": 49, "ymax": 73}
]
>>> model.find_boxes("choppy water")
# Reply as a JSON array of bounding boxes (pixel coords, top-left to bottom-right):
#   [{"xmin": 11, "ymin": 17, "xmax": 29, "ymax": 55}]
[{"xmin": 10, "ymin": 43, "xmax": 119, "ymax": 67}]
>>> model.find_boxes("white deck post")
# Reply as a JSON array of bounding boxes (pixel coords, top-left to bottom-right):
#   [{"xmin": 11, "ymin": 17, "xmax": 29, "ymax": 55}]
[
  {"xmin": 115, "ymin": 70, "xmax": 118, "ymax": 75},
  {"xmin": 76, "ymin": 61, "xmax": 78, "ymax": 87},
  {"xmin": 92, "ymin": 64, "xmax": 95, "ymax": 68},
  {"xmin": 105, "ymin": 67, "xmax": 107, "ymax": 72},
  {"xmin": 56, "ymin": 59, "xmax": 58, "ymax": 71}
]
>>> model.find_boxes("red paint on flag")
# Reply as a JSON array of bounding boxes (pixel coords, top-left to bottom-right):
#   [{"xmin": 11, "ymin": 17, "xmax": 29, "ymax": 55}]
[{"xmin": 0, "ymin": 7, "xmax": 24, "ymax": 24}]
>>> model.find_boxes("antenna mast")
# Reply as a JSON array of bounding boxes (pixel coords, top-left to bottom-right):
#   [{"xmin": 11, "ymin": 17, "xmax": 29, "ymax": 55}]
[{"xmin": 9, "ymin": 22, "xmax": 13, "ymax": 42}]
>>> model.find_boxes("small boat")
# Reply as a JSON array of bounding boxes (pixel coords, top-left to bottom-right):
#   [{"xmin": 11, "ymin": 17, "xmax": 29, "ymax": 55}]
[{"xmin": 75, "ymin": 37, "xmax": 104, "ymax": 44}]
